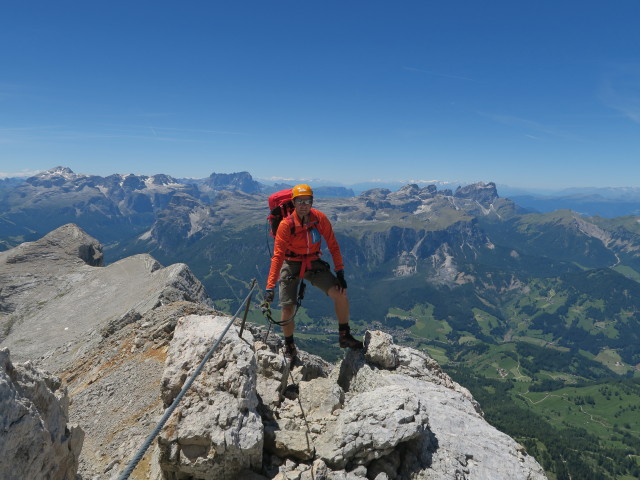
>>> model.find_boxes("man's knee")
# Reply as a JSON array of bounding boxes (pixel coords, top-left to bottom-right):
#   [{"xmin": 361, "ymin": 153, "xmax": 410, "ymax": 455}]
[{"xmin": 328, "ymin": 285, "xmax": 347, "ymax": 300}]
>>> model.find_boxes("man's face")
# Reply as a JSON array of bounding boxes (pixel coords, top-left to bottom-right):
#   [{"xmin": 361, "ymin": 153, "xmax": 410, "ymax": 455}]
[{"xmin": 293, "ymin": 195, "xmax": 313, "ymax": 215}]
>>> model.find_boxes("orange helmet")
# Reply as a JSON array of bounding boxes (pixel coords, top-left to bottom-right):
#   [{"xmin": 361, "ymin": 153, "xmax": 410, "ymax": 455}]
[{"xmin": 292, "ymin": 184, "xmax": 313, "ymax": 199}]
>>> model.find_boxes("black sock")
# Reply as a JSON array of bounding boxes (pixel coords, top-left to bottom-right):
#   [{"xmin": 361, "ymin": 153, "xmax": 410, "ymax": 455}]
[
  {"xmin": 285, "ymin": 335, "xmax": 295, "ymax": 345},
  {"xmin": 339, "ymin": 324, "xmax": 350, "ymax": 333}
]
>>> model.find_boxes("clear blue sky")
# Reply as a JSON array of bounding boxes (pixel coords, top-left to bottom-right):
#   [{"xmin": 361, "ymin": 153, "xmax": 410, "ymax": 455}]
[{"xmin": 1, "ymin": 1, "xmax": 640, "ymax": 189}]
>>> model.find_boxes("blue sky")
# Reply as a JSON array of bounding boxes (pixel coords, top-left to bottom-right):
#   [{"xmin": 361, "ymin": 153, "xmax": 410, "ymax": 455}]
[{"xmin": 1, "ymin": 1, "xmax": 640, "ymax": 189}]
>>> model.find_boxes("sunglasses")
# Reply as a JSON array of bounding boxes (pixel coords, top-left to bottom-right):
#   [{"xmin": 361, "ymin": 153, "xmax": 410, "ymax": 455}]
[{"xmin": 294, "ymin": 198, "xmax": 313, "ymax": 206}]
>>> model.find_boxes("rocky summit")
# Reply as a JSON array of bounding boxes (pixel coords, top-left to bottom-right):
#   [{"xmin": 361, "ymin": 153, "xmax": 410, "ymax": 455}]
[
  {"xmin": 157, "ymin": 317, "xmax": 546, "ymax": 480},
  {"xmin": 0, "ymin": 225, "xmax": 547, "ymax": 479}
]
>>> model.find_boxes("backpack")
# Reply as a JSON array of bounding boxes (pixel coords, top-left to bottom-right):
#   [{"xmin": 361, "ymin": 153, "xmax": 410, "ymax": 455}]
[{"xmin": 267, "ymin": 188, "xmax": 295, "ymax": 237}]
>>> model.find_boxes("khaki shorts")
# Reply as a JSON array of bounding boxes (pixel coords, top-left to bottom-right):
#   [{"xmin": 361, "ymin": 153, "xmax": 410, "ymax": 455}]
[{"xmin": 279, "ymin": 259, "xmax": 340, "ymax": 305}]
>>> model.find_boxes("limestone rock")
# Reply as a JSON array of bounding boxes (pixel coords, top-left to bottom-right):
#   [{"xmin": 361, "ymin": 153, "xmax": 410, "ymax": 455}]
[
  {"xmin": 0, "ymin": 348, "xmax": 84, "ymax": 480},
  {"xmin": 158, "ymin": 315, "xmax": 263, "ymax": 478},
  {"xmin": 297, "ymin": 376, "xmax": 344, "ymax": 422},
  {"xmin": 0, "ymin": 226, "xmax": 217, "ymax": 479},
  {"xmin": 364, "ymin": 330, "xmax": 399, "ymax": 369},
  {"xmin": 0, "ymin": 223, "xmax": 103, "ymax": 343},
  {"xmin": 315, "ymin": 385, "xmax": 429, "ymax": 469},
  {"xmin": 62, "ymin": 301, "xmax": 219, "ymax": 480},
  {"xmin": 0, "ymin": 223, "xmax": 212, "ymax": 369},
  {"xmin": 1, "ymin": 222, "xmax": 103, "ymax": 270},
  {"xmin": 364, "ymin": 330, "xmax": 481, "ymax": 413},
  {"xmin": 330, "ymin": 341, "xmax": 546, "ymax": 479},
  {"xmin": 157, "ymin": 317, "xmax": 546, "ymax": 480},
  {"xmin": 254, "ymin": 340, "xmax": 289, "ymax": 408},
  {"xmin": 265, "ymin": 427, "xmax": 315, "ymax": 461}
]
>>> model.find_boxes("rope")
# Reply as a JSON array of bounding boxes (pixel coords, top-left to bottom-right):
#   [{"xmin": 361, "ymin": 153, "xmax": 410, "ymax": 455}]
[
  {"xmin": 260, "ymin": 279, "xmax": 305, "ymax": 329},
  {"xmin": 116, "ymin": 279, "xmax": 258, "ymax": 480},
  {"xmin": 260, "ymin": 301, "xmax": 295, "ymax": 327},
  {"xmin": 254, "ymin": 266, "xmax": 303, "ymax": 341},
  {"xmin": 254, "ymin": 265, "xmax": 297, "ymax": 329},
  {"xmin": 265, "ymin": 219, "xmax": 274, "ymax": 258}
]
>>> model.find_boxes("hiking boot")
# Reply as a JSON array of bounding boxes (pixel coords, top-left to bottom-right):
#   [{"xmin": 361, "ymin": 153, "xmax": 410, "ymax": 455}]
[
  {"xmin": 283, "ymin": 343, "xmax": 298, "ymax": 363},
  {"xmin": 339, "ymin": 331, "xmax": 364, "ymax": 349}
]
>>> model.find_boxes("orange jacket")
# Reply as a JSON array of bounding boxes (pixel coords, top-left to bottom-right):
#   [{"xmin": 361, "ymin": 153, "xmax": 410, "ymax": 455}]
[{"xmin": 266, "ymin": 208, "xmax": 344, "ymax": 290}]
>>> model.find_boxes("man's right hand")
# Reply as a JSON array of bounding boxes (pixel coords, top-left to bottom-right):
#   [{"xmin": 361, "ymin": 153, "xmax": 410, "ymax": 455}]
[
  {"xmin": 264, "ymin": 289, "xmax": 274, "ymax": 304},
  {"xmin": 336, "ymin": 270, "xmax": 348, "ymax": 290}
]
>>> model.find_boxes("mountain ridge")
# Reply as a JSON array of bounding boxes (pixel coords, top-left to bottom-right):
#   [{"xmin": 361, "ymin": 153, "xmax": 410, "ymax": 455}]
[{"xmin": 6, "ymin": 166, "xmax": 640, "ymax": 216}]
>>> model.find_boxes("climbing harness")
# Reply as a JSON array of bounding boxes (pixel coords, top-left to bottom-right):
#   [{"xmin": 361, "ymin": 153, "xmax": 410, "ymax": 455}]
[
  {"xmin": 259, "ymin": 259, "xmax": 329, "ymax": 341},
  {"xmin": 116, "ymin": 280, "xmax": 258, "ymax": 480}
]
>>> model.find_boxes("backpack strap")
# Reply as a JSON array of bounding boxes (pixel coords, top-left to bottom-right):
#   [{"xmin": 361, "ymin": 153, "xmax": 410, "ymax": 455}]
[
  {"xmin": 282, "ymin": 214, "xmax": 322, "ymax": 278},
  {"xmin": 281, "ymin": 212, "xmax": 296, "ymax": 236}
]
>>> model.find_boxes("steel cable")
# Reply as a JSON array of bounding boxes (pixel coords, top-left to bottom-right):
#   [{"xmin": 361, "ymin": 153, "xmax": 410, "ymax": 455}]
[{"xmin": 116, "ymin": 279, "xmax": 257, "ymax": 480}]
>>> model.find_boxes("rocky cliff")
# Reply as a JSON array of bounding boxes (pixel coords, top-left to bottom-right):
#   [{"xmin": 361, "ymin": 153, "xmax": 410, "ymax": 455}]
[
  {"xmin": 155, "ymin": 316, "xmax": 546, "ymax": 479},
  {"xmin": 0, "ymin": 224, "xmax": 216, "ymax": 478},
  {"xmin": 0, "ymin": 225, "xmax": 547, "ymax": 479},
  {"xmin": 0, "ymin": 223, "xmax": 211, "ymax": 367},
  {"xmin": 0, "ymin": 348, "xmax": 84, "ymax": 480}
]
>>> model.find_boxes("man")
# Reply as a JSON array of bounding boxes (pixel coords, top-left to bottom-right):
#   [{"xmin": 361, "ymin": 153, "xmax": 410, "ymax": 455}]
[{"xmin": 264, "ymin": 184, "xmax": 363, "ymax": 361}]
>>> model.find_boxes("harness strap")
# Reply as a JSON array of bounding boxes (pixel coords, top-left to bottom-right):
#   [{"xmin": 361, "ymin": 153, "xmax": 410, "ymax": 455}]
[{"xmin": 285, "ymin": 252, "xmax": 321, "ymax": 278}]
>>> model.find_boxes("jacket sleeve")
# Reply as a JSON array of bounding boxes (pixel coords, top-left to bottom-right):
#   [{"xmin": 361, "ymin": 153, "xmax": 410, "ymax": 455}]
[
  {"xmin": 266, "ymin": 219, "xmax": 292, "ymax": 290},
  {"xmin": 317, "ymin": 211, "xmax": 344, "ymax": 271}
]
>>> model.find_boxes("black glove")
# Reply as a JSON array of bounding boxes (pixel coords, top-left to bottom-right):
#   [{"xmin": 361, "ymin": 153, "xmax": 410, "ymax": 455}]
[
  {"xmin": 336, "ymin": 270, "xmax": 347, "ymax": 289},
  {"xmin": 263, "ymin": 289, "xmax": 274, "ymax": 304}
]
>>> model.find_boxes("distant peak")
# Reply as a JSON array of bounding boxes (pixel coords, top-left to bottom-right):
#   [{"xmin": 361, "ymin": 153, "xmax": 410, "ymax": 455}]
[
  {"xmin": 148, "ymin": 174, "xmax": 180, "ymax": 186},
  {"xmin": 47, "ymin": 166, "xmax": 75, "ymax": 175},
  {"xmin": 34, "ymin": 167, "xmax": 83, "ymax": 180},
  {"xmin": 206, "ymin": 171, "xmax": 261, "ymax": 193},
  {"xmin": 454, "ymin": 182, "xmax": 499, "ymax": 203},
  {"xmin": 26, "ymin": 166, "xmax": 84, "ymax": 186}
]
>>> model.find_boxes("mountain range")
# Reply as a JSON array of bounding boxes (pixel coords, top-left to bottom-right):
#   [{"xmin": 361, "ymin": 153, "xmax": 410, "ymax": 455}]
[
  {"xmin": 2, "ymin": 166, "xmax": 640, "ymax": 478},
  {"xmin": 5, "ymin": 167, "xmax": 640, "ymax": 219}
]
